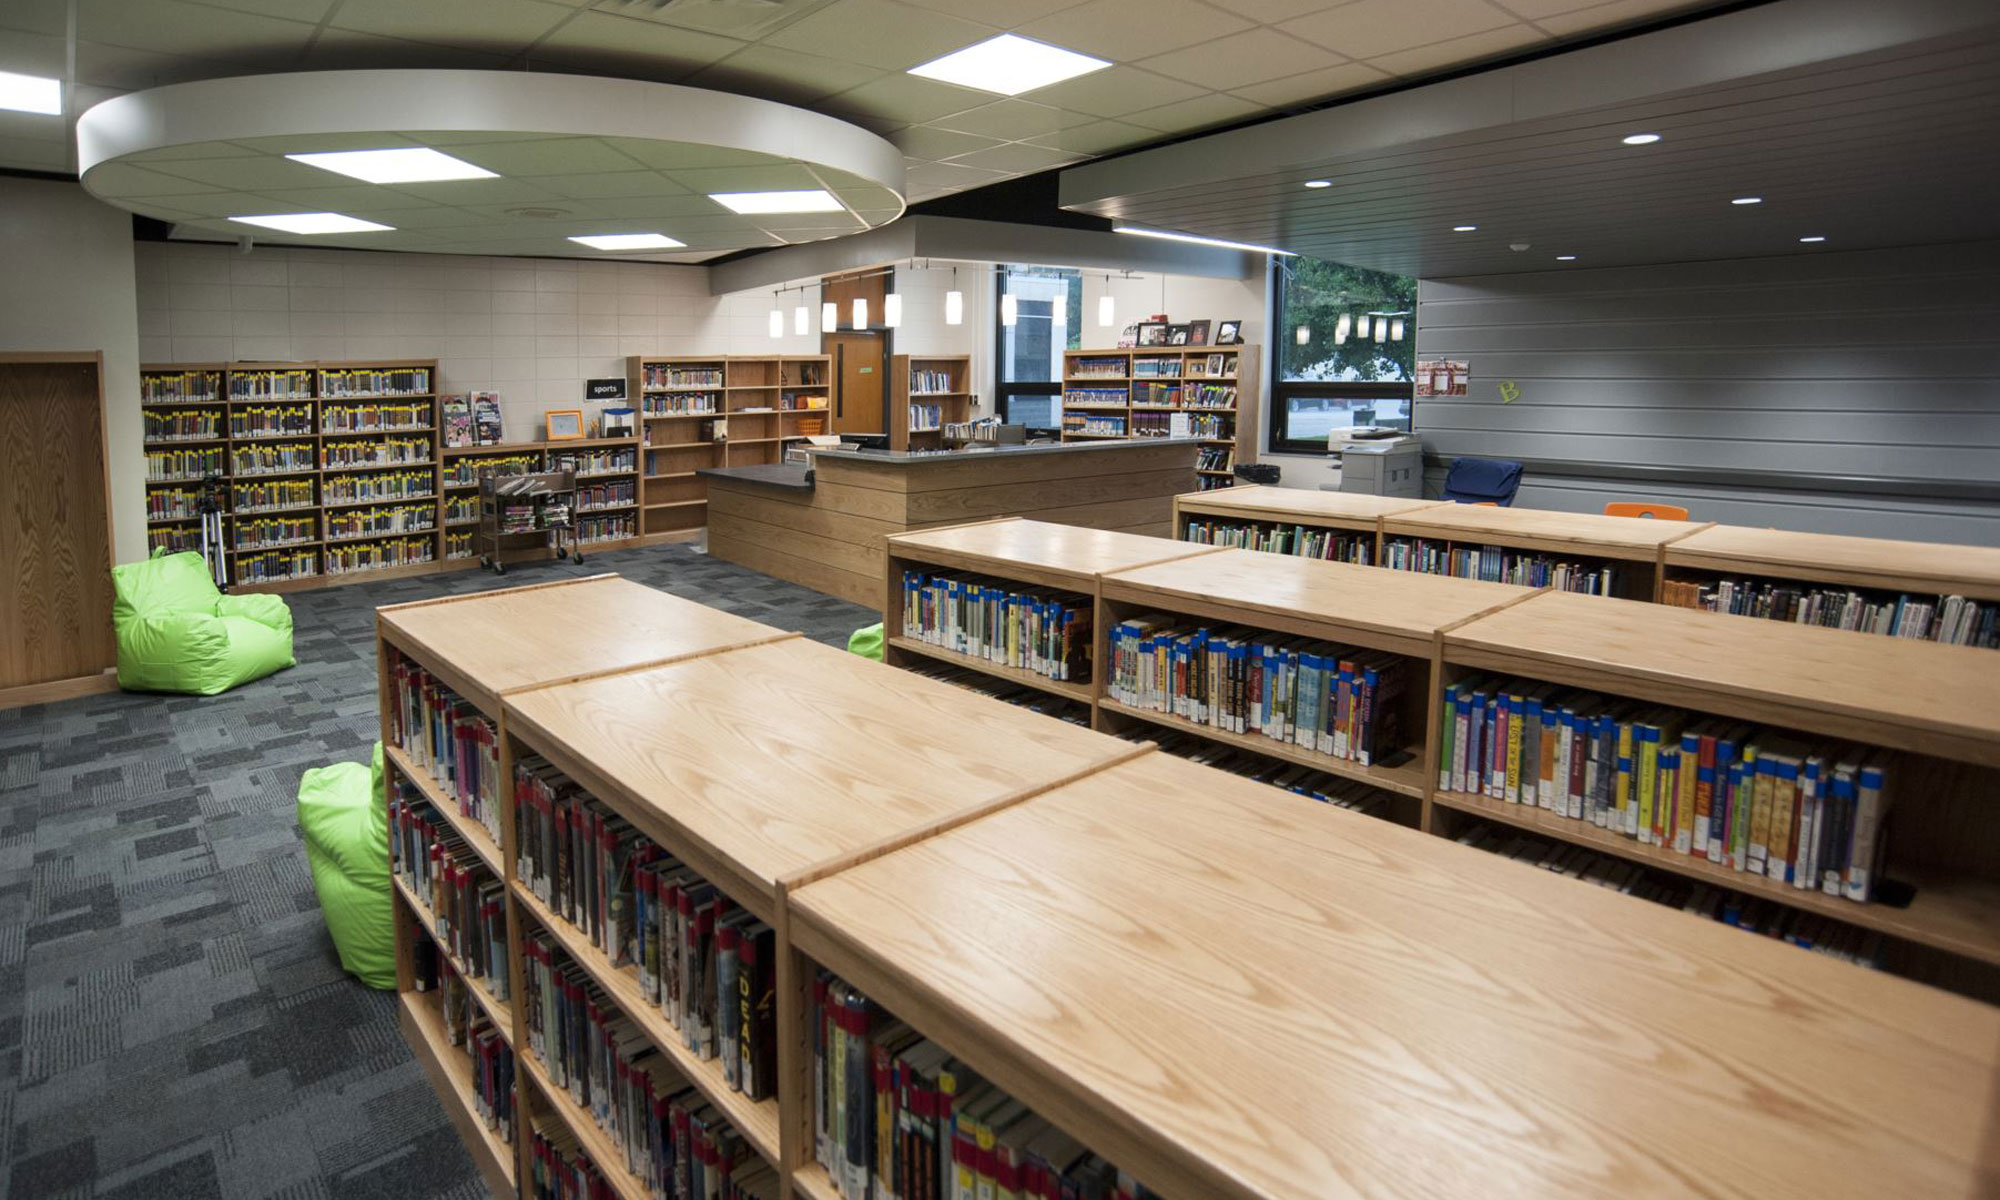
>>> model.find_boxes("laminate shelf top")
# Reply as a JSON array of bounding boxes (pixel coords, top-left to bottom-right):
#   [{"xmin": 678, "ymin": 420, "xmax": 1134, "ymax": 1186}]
[
  {"xmin": 888, "ymin": 518, "xmax": 1221, "ymax": 588},
  {"xmin": 1102, "ymin": 547, "xmax": 1536, "ymax": 654},
  {"xmin": 1445, "ymin": 590, "xmax": 2000, "ymax": 764},
  {"xmin": 787, "ymin": 752, "xmax": 2000, "ymax": 1200},
  {"xmin": 1664, "ymin": 523, "xmax": 2000, "ymax": 600},
  {"xmin": 1385, "ymin": 503, "xmax": 1711, "ymax": 561},
  {"xmin": 1179, "ymin": 484, "xmax": 1442, "ymax": 524},
  {"xmin": 376, "ymin": 575, "xmax": 790, "ymax": 711},
  {"xmin": 500, "ymin": 637, "xmax": 1142, "ymax": 914}
]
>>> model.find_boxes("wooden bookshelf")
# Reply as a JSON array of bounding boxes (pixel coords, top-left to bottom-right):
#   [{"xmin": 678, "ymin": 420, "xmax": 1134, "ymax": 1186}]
[
  {"xmin": 888, "ymin": 353, "xmax": 973, "ymax": 451},
  {"xmin": 397, "ymin": 990, "xmax": 518, "ymax": 1200},
  {"xmin": 787, "ymin": 749, "xmax": 2000, "ymax": 1200},
  {"xmin": 628, "ymin": 354, "xmax": 829, "ymax": 537},
  {"xmin": 1060, "ymin": 346, "xmax": 1259, "ymax": 483},
  {"xmin": 1382, "ymin": 502, "xmax": 1710, "ymax": 601},
  {"xmin": 1174, "ymin": 485, "xmax": 1441, "ymax": 564},
  {"xmin": 437, "ymin": 436, "xmax": 641, "ymax": 567}
]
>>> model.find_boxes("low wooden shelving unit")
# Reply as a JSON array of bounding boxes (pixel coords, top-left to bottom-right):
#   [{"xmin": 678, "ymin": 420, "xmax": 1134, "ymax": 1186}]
[
  {"xmin": 1061, "ymin": 345, "xmax": 1258, "ymax": 485},
  {"xmin": 889, "ymin": 353, "xmax": 974, "ymax": 451}
]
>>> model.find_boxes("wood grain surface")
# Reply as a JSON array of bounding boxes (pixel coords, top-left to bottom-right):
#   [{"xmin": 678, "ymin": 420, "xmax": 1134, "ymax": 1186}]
[
  {"xmin": 1665, "ymin": 523, "xmax": 2000, "ymax": 601},
  {"xmin": 1386, "ymin": 503, "xmax": 1711, "ymax": 562},
  {"xmin": 789, "ymin": 751, "xmax": 2000, "ymax": 1200},
  {"xmin": 887, "ymin": 518, "xmax": 1221, "ymax": 591},
  {"xmin": 1178, "ymin": 485, "xmax": 1443, "ymax": 528}
]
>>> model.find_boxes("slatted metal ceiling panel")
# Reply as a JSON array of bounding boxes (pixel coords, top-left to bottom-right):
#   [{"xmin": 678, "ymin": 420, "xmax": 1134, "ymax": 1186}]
[{"xmin": 1060, "ymin": 15, "xmax": 2000, "ymax": 275}]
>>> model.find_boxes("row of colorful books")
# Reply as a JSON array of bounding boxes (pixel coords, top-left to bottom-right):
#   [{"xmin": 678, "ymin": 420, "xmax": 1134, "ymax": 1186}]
[
  {"xmin": 147, "ymin": 445, "xmax": 224, "ymax": 480},
  {"xmin": 141, "ymin": 369, "xmax": 220, "ymax": 403},
  {"xmin": 1067, "ymin": 357, "xmax": 1125, "ymax": 380},
  {"xmin": 447, "ymin": 453, "xmax": 541, "ymax": 487},
  {"xmin": 1662, "ymin": 577, "xmax": 1999, "ymax": 649},
  {"xmin": 1108, "ymin": 617, "xmax": 1410, "ymax": 768},
  {"xmin": 522, "ymin": 922, "xmax": 757, "ymax": 1199},
  {"xmin": 233, "ymin": 516, "xmax": 315, "ymax": 550},
  {"xmin": 1181, "ymin": 518, "xmax": 1371, "ymax": 564},
  {"xmin": 414, "ymin": 950, "xmax": 518, "ymax": 1146},
  {"xmin": 813, "ymin": 975, "xmax": 1156, "ymax": 1200},
  {"xmin": 328, "ymin": 503, "xmax": 434, "ymax": 541},
  {"xmin": 1130, "ymin": 357, "xmax": 1180, "ymax": 379},
  {"xmin": 446, "ymin": 530, "xmax": 476, "ymax": 560},
  {"xmin": 327, "ymin": 536, "xmax": 436, "ymax": 573},
  {"xmin": 227, "ymin": 369, "xmax": 313, "ymax": 400},
  {"xmin": 228, "ymin": 404, "xmax": 315, "ymax": 438},
  {"xmin": 1063, "ymin": 413, "xmax": 1126, "ymax": 436},
  {"xmin": 1194, "ymin": 474, "xmax": 1233, "ymax": 492},
  {"xmin": 643, "ymin": 364, "xmax": 724, "ymax": 389},
  {"xmin": 577, "ymin": 514, "xmax": 638, "ymax": 544},
  {"xmin": 389, "ymin": 654, "xmax": 504, "ymax": 845},
  {"xmin": 232, "ymin": 546, "xmax": 315, "ymax": 581},
  {"xmin": 144, "ymin": 408, "xmax": 219, "ymax": 441},
  {"xmin": 233, "ymin": 478, "xmax": 315, "ymax": 511},
  {"xmin": 324, "ymin": 435, "xmax": 432, "ymax": 469},
  {"xmin": 1175, "ymin": 412, "xmax": 1229, "ymax": 439},
  {"xmin": 1383, "ymin": 537, "xmax": 1624, "ymax": 595},
  {"xmin": 514, "ymin": 756, "xmax": 779, "ymax": 1102},
  {"xmin": 898, "ymin": 570, "xmax": 1092, "ymax": 684},
  {"xmin": 1063, "ymin": 388, "xmax": 1127, "ymax": 409},
  {"xmin": 147, "ymin": 524, "xmax": 201, "ymax": 555},
  {"xmin": 1194, "ymin": 446, "xmax": 1232, "ymax": 473},
  {"xmin": 324, "ymin": 468, "xmax": 433, "ymax": 504},
  {"xmin": 1439, "ymin": 675, "xmax": 1891, "ymax": 901},
  {"xmin": 320, "ymin": 401, "xmax": 432, "ymax": 433},
  {"xmin": 552, "ymin": 448, "xmax": 637, "ymax": 475},
  {"xmin": 909, "ymin": 369, "xmax": 956, "ymax": 394},
  {"xmin": 231, "ymin": 443, "xmax": 316, "ymax": 475},
  {"xmin": 1182, "ymin": 383, "xmax": 1235, "ymax": 408},
  {"xmin": 320, "ymin": 366, "xmax": 431, "ymax": 397},
  {"xmin": 1133, "ymin": 381, "xmax": 1179, "ymax": 405},
  {"xmin": 393, "ymin": 790, "xmax": 510, "ymax": 1001},
  {"xmin": 1452, "ymin": 823, "xmax": 1886, "ymax": 967},
  {"xmin": 643, "ymin": 392, "xmax": 720, "ymax": 417},
  {"xmin": 145, "ymin": 487, "xmax": 203, "ymax": 522},
  {"xmin": 908, "ymin": 404, "xmax": 943, "ymax": 433}
]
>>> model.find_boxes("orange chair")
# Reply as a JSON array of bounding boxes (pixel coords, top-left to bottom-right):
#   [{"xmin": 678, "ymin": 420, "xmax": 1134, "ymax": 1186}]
[{"xmin": 1604, "ymin": 501, "xmax": 1689, "ymax": 520}]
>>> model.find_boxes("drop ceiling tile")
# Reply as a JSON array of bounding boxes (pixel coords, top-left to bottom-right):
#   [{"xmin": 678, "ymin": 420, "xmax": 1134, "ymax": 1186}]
[
  {"xmin": 825, "ymin": 73, "xmax": 989, "ymax": 126},
  {"xmin": 249, "ymin": 185, "xmax": 446, "ymax": 211},
  {"xmin": 929, "ymin": 97, "xmax": 1099, "ymax": 138},
  {"xmin": 1020, "ymin": 65, "xmax": 1204, "ymax": 119},
  {"xmin": 413, "ymin": 131, "xmax": 564, "ymax": 146},
  {"xmin": 892, "ymin": 0, "xmax": 1087, "ymax": 25},
  {"xmin": 1016, "ymin": 0, "xmax": 1253, "ymax": 61},
  {"xmin": 753, "ymin": 214, "xmax": 869, "ymax": 234},
  {"xmin": 1280, "ymin": 0, "xmax": 1517, "ymax": 59},
  {"xmin": 686, "ymin": 45, "xmax": 886, "ymax": 104},
  {"xmin": 902, "ymin": 160, "xmax": 1010, "ymax": 193},
  {"xmin": 0, "ymin": 111, "xmax": 62, "ymax": 143},
  {"xmin": 390, "ymin": 177, "xmax": 569, "ymax": 204},
  {"xmin": 143, "ymin": 154, "xmax": 341, "ymax": 191},
  {"xmin": 888, "ymin": 124, "xmax": 1005, "ymax": 160},
  {"xmin": 0, "ymin": 134, "xmax": 67, "ymax": 171},
  {"xmin": 77, "ymin": 0, "xmax": 318, "ymax": 61},
  {"xmin": 1365, "ymin": 21, "xmax": 1546, "ymax": 76},
  {"xmin": 608, "ymin": 0, "xmax": 838, "ymax": 36},
  {"xmin": 0, "ymin": 0, "xmax": 66, "ymax": 36},
  {"xmin": 299, "ymin": 29, "xmax": 513, "ymax": 69},
  {"xmin": 1227, "ymin": 59, "xmax": 1391, "ymax": 107},
  {"xmin": 0, "ymin": 31, "xmax": 65, "ymax": 76},
  {"xmin": 326, "ymin": 0, "xmax": 573, "ymax": 51},
  {"xmin": 85, "ymin": 163, "xmax": 232, "ymax": 198},
  {"xmin": 449, "ymin": 137, "xmax": 653, "ymax": 177},
  {"xmin": 1199, "ymin": 0, "xmax": 1349, "ymax": 21},
  {"xmin": 126, "ymin": 191, "xmax": 263, "ymax": 218},
  {"xmin": 1531, "ymin": 0, "xmax": 1714, "ymax": 35},
  {"xmin": 534, "ymin": 171, "xmax": 690, "ymax": 200},
  {"xmin": 74, "ymin": 40, "xmax": 234, "ymax": 90},
  {"xmin": 603, "ymin": 141, "xmax": 777, "ymax": 171},
  {"xmin": 1022, "ymin": 118, "xmax": 1158, "ymax": 155},
  {"xmin": 943, "ymin": 141, "xmax": 1087, "ymax": 174},
  {"xmin": 192, "ymin": 0, "xmax": 341, "ymax": 19},
  {"xmin": 227, "ymin": 133, "xmax": 425, "ymax": 156},
  {"xmin": 527, "ymin": 12, "xmax": 748, "ymax": 79},
  {"xmin": 763, "ymin": 0, "xmax": 997, "ymax": 71},
  {"xmin": 1138, "ymin": 27, "xmax": 1347, "ymax": 92},
  {"xmin": 1122, "ymin": 91, "xmax": 1263, "ymax": 134}
]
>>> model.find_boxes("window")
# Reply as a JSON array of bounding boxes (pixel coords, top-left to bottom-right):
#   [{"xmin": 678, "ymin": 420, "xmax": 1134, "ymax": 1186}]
[
  {"xmin": 1269, "ymin": 256, "xmax": 1417, "ymax": 455},
  {"xmin": 994, "ymin": 265, "xmax": 1080, "ymax": 430}
]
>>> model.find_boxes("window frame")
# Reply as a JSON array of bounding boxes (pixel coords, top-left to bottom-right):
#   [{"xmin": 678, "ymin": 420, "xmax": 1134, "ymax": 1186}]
[
  {"xmin": 1266, "ymin": 257, "xmax": 1418, "ymax": 455},
  {"xmin": 991, "ymin": 265, "xmax": 1078, "ymax": 434}
]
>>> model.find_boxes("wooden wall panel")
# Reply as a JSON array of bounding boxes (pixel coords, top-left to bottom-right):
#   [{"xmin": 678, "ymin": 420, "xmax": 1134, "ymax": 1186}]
[{"xmin": 1, "ymin": 355, "xmax": 114, "ymax": 693}]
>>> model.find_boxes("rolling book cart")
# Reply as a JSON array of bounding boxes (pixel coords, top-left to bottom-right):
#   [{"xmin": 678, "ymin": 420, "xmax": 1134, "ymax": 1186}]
[
  {"xmin": 378, "ymin": 570, "xmax": 2000, "ymax": 1200},
  {"xmin": 476, "ymin": 470, "xmax": 580, "ymax": 575}
]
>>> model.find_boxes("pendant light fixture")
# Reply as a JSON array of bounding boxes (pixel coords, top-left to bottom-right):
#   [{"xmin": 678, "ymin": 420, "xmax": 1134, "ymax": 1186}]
[
  {"xmin": 793, "ymin": 290, "xmax": 809, "ymax": 336},
  {"xmin": 1001, "ymin": 291, "xmax": 1017, "ymax": 327},
  {"xmin": 1051, "ymin": 289, "xmax": 1066, "ymax": 331},
  {"xmin": 1334, "ymin": 313, "xmax": 1350, "ymax": 341},
  {"xmin": 1390, "ymin": 317, "xmax": 1405, "ymax": 342},
  {"xmin": 1372, "ymin": 316, "xmax": 1387, "ymax": 342},
  {"xmin": 768, "ymin": 290, "xmax": 784, "ymax": 339},
  {"xmin": 945, "ymin": 266, "xmax": 963, "ymax": 326},
  {"xmin": 852, "ymin": 297, "xmax": 868, "ymax": 330},
  {"xmin": 1097, "ymin": 275, "xmax": 1114, "ymax": 327},
  {"xmin": 822, "ymin": 298, "xmax": 839, "ymax": 332},
  {"xmin": 1295, "ymin": 324, "xmax": 1310, "ymax": 345},
  {"xmin": 883, "ymin": 291, "xmax": 902, "ymax": 329}
]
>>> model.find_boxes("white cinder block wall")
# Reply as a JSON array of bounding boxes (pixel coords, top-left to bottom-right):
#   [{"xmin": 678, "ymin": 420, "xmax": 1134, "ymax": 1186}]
[{"xmin": 135, "ymin": 241, "xmax": 826, "ymax": 441}]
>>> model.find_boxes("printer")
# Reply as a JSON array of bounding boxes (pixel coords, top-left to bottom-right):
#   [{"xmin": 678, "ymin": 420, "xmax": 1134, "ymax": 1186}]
[{"xmin": 1326, "ymin": 428, "xmax": 1422, "ymax": 497}]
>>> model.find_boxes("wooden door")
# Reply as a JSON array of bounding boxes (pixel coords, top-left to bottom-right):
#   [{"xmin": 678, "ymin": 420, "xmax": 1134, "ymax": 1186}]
[
  {"xmin": 0, "ymin": 353, "xmax": 115, "ymax": 697},
  {"xmin": 825, "ymin": 332, "xmax": 885, "ymax": 435}
]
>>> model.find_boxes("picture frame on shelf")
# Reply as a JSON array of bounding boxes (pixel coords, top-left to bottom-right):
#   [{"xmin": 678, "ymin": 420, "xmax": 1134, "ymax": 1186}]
[
  {"xmin": 545, "ymin": 409, "xmax": 584, "ymax": 441},
  {"xmin": 1116, "ymin": 323, "xmax": 1139, "ymax": 348},
  {"xmin": 1136, "ymin": 322, "xmax": 1170, "ymax": 347},
  {"xmin": 1186, "ymin": 319, "xmax": 1212, "ymax": 346},
  {"xmin": 1215, "ymin": 319, "xmax": 1243, "ymax": 345},
  {"xmin": 1168, "ymin": 324, "xmax": 1192, "ymax": 346}
]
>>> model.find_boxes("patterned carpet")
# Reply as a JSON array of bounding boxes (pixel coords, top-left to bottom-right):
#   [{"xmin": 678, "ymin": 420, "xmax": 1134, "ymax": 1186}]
[{"xmin": 0, "ymin": 544, "xmax": 874, "ymax": 1200}]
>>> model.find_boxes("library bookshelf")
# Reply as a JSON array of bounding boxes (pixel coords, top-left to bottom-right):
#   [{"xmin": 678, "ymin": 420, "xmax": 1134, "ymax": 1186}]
[
  {"xmin": 628, "ymin": 354, "xmax": 830, "ymax": 536},
  {"xmin": 881, "ymin": 518, "xmax": 2000, "ymax": 996},
  {"xmin": 379, "ymin": 569, "xmax": 2000, "ymax": 1200},
  {"xmin": 888, "ymin": 353, "xmax": 973, "ymax": 451},
  {"xmin": 439, "ymin": 436, "xmax": 642, "ymax": 567},
  {"xmin": 143, "ymin": 359, "xmax": 444, "ymax": 591},
  {"xmin": 1060, "ymin": 345, "xmax": 1258, "ymax": 486}
]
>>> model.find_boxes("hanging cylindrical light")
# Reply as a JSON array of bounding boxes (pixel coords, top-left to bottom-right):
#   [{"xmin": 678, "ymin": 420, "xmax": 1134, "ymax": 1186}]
[
  {"xmin": 1295, "ymin": 324, "xmax": 1310, "ymax": 345},
  {"xmin": 1097, "ymin": 289, "xmax": 1114, "ymax": 327},
  {"xmin": 1335, "ymin": 313, "xmax": 1351, "ymax": 341},
  {"xmin": 1391, "ymin": 317, "xmax": 1405, "ymax": 341},
  {"xmin": 1001, "ymin": 292, "xmax": 1018, "ymax": 327},
  {"xmin": 768, "ymin": 293, "xmax": 784, "ymax": 339},
  {"xmin": 945, "ymin": 267, "xmax": 963, "ymax": 326},
  {"xmin": 794, "ymin": 297, "xmax": 809, "ymax": 336},
  {"xmin": 883, "ymin": 292, "xmax": 902, "ymax": 329},
  {"xmin": 1373, "ymin": 317, "xmax": 1387, "ymax": 342},
  {"xmin": 822, "ymin": 300, "xmax": 838, "ymax": 332},
  {"xmin": 1051, "ymin": 290, "xmax": 1066, "ymax": 329},
  {"xmin": 852, "ymin": 297, "xmax": 868, "ymax": 330}
]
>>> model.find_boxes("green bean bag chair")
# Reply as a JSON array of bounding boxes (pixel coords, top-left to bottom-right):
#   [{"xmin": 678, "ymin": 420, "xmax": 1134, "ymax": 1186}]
[
  {"xmin": 299, "ymin": 742, "xmax": 393, "ymax": 990},
  {"xmin": 111, "ymin": 550, "xmax": 294, "ymax": 694},
  {"xmin": 847, "ymin": 621, "xmax": 884, "ymax": 661}
]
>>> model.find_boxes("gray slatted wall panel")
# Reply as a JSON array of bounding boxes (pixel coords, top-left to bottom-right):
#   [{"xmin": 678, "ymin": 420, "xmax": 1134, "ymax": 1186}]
[{"xmin": 1415, "ymin": 241, "xmax": 2000, "ymax": 545}]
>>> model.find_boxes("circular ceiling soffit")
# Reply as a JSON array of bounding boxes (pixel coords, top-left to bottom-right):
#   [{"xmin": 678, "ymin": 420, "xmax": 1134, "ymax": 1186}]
[{"xmin": 75, "ymin": 69, "xmax": 907, "ymax": 261}]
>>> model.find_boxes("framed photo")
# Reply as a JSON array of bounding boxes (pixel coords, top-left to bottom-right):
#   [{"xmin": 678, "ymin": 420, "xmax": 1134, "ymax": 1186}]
[
  {"xmin": 545, "ymin": 408, "xmax": 585, "ymax": 441},
  {"xmin": 1215, "ymin": 319, "xmax": 1243, "ymax": 345},
  {"xmin": 1186, "ymin": 319, "xmax": 1212, "ymax": 346},
  {"xmin": 1116, "ymin": 323, "xmax": 1139, "ymax": 348},
  {"xmin": 1168, "ymin": 324, "xmax": 1192, "ymax": 346},
  {"xmin": 1136, "ymin": 321, "xmax": 1169, "ymax": 347}
]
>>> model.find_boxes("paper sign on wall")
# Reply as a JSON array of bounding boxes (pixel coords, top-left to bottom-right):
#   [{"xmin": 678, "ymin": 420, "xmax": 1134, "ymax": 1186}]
[
  {"xmin": 1169, "ymin": 412, "xmax": 1192, "ymax": 439},
  {"xmin": 1414, "ymin": 359, "xmax": 1469, "ymax": 397}
]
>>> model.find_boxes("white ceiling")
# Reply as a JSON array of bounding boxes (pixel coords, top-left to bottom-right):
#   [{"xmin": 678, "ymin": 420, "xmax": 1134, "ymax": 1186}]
[{"xmin": 2, "ymin": 0, "xmax": 1733, "ymax": 212}]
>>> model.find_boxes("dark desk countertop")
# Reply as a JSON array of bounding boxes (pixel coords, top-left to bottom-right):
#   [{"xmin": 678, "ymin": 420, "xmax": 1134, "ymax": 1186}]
[{"xmin": 697, "ymin": 462, "xmax": 813, "ymax": 491}]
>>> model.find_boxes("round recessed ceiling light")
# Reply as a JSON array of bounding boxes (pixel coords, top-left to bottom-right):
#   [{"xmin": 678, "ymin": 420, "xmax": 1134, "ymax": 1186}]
[
  {"xmin": 1556, "ymin": 255, "xmax": 1577, "ymax": 261},
  {"xmin": 1731, "ymin": 196, "xmax": 1763, "ymax": 205},
  {"xmin": 1799, "ymin": 235, "xmax": 1827, "ymax": 243},
  {"xmin": 1303, "ymin": 179, "xmax": 1331, "ymax": 189},
  {"xmin": 1622, "ymin": 132, "xmax": 1662, "ymax": 145},
  {"xmin": 1453, "ymin": 224, "xmax": 1477, "ymax": 232}
]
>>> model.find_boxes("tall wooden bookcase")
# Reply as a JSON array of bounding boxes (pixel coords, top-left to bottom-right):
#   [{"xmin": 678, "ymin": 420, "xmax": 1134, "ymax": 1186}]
[
  {"xmin": 628, "ymin": 354, "xmax": 830, "ymax": 536},
  {"xmin": 888, "ymin": 353, "xmax": 973, "ymax": 451},
  {"xmin": 1060, "ymin": 345, "xmax": 1259, "ymax": 488}
]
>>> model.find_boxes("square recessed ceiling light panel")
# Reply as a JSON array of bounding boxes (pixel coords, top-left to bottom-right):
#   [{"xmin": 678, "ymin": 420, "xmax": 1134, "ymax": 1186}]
[
  {"xmin": 708, "ymin": 189, "xmax": 845, "ymax": 215},
  {"xmin": 908, "ymin": 34, "xmax": 1111, "ymax": 97},
  {"xmin": 568, "ymin": 233, "xmax": 686, "ymax": 250},
  {"xmin": 230, "ymin": 212, "xmax": 395, "ymax": 234},
  {"xmin": 0, "ymin": 70, "xmax": 61, "ymax": 115},
  {"xmin": 286, "ymin": 148, "xmax": 497, "ymax": 183}
]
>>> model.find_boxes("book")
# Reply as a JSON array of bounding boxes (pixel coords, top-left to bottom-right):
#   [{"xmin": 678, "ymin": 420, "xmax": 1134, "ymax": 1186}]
[{"xmin": 472, "ymin": 391, "xmax": 504, "ymax": 445}]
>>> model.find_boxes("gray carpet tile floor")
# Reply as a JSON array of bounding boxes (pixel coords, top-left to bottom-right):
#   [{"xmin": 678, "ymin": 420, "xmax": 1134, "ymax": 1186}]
[{"xmin": 0, "ymin": 543, "xmax": 874, "ymax": 1200}]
